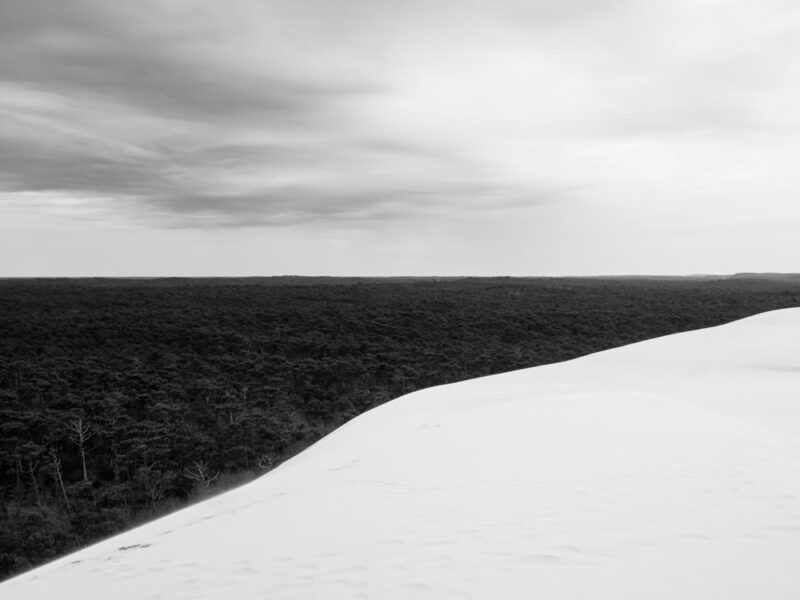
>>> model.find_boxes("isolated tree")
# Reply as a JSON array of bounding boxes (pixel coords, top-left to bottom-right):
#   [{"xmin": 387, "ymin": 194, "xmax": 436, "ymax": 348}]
[
  {"xmin": 26, "ymin": 459, "xmax": 41, "ymax": 507},
  {"xmin": 48, "ymin": 449, "xmax": 70, "ymax": 512},
  {"xmin": 95, "ymin": 394, "xmax": 130, "ymax": 483},
  {"xmin": 17, "ymin": 442, "xmax": 44, "ymax": 507},
  {"xmin": 67, "ymin": 418, "xmax": 94, "ymax": 483},
  {"xmin": 184, "ymin": 461, "xmax": 219, "ymax": 488},
  {"xmin": 136, "ymin": 461, "xmax": 167, "ymax": 506}
]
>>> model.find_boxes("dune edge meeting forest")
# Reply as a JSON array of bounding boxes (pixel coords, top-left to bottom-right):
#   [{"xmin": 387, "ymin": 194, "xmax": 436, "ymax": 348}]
[{"xmin": 1, "ymin": 275, "xmax": 800, "ymax": 580}]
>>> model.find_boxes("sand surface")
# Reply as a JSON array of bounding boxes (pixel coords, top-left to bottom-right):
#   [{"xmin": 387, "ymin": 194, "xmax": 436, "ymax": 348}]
[{"xmin": 4, "ymin": 308, "xmax": 800, "ymax": 599}]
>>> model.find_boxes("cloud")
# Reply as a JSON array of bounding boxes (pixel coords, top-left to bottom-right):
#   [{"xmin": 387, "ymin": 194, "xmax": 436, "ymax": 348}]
[
  {"xmin": 0, "ymin": 1, "xmax": 373, "ymax": 127},
  {"xmin": 1, "ymin": 108, "xmax": 550, "ymax": 228},
  {"xmin": 4, "ymin": 0, "xmax": 539, "ymax": 227},
  {"xmin": 2, "ymin": 0, "xmax": 800, "ymax": 244}
]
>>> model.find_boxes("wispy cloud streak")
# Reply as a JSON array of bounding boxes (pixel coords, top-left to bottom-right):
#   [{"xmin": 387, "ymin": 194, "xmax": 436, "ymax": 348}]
[{"xmin": 1, "ymin": 0, "xmax": 800, "ymax": 275}]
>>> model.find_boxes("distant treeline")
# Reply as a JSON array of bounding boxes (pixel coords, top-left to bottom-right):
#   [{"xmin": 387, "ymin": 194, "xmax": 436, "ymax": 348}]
[{"xmin": 1, "ymin": 276, "xmax": 799, "ymax": 580}]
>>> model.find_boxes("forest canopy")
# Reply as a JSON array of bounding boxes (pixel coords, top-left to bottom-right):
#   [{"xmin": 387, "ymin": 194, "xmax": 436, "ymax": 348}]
[{"xmin": 1, "ymin": 275, "xmax": 799, "ymax": 580}]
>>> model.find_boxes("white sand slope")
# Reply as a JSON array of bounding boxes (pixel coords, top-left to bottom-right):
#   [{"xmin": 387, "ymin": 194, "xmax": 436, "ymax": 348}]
[{"xmin": 4, "ymin": 308, "xmax": 800, "ymax": 599}]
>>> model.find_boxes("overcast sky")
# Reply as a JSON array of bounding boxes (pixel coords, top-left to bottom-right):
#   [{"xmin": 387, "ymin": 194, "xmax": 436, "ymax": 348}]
[{"xmin": 1, "ymin": 0, "xmax": 799, "ymax": 276}]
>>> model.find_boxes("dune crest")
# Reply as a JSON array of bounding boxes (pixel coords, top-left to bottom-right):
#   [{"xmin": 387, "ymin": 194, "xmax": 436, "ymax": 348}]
[{"xmin": 4, "ymin": 308, "xmax": 800, "ymax": 599}]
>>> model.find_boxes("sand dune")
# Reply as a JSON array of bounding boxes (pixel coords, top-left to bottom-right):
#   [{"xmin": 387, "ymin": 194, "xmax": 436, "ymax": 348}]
[{"xmin": 4, "ymin": 308, "xmax": 800, "ymax": 599}]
